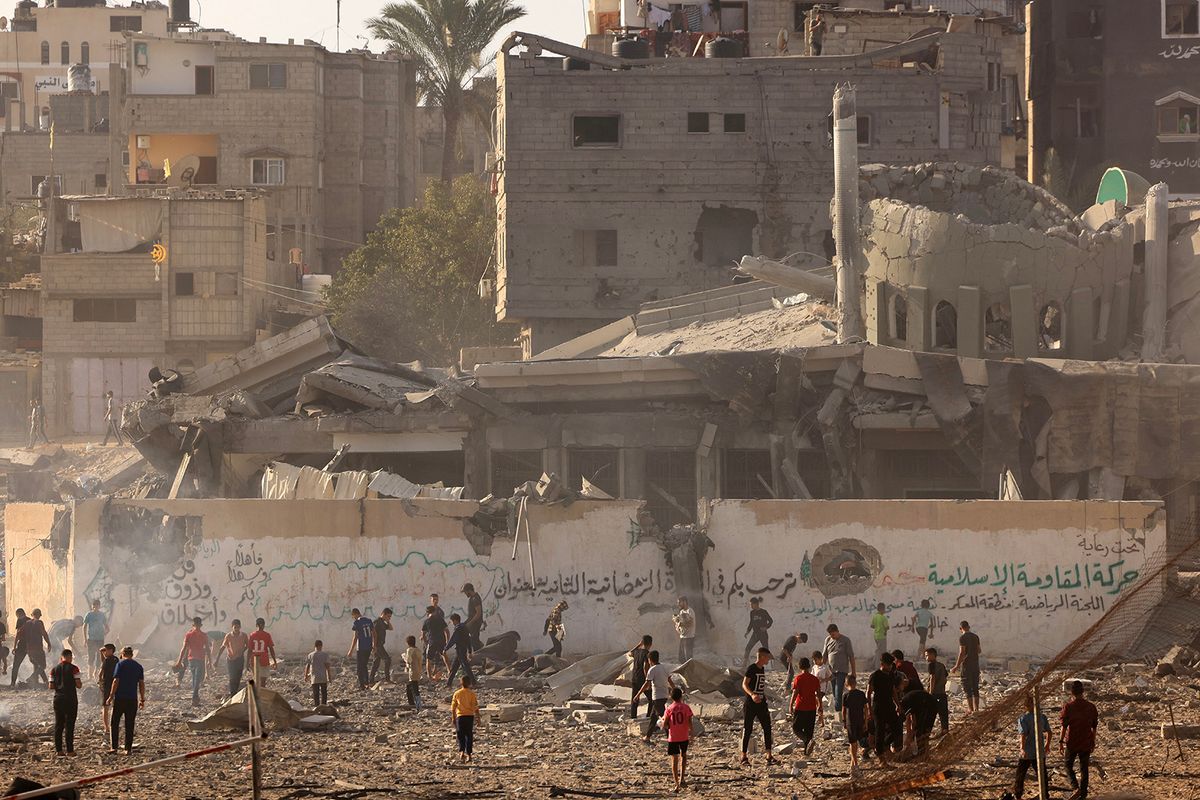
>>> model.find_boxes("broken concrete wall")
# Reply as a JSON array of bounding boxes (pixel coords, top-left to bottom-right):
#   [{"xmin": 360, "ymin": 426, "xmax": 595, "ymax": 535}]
[{"xmin": 5, "ymin": 497, "xmax": 1165, "ymax": 661}]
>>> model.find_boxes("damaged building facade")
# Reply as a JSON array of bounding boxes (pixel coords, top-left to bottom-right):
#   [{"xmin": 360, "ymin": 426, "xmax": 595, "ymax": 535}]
[{"xmin": 495, "ymin": 13, "xmax": 1020, "ymax": 355}]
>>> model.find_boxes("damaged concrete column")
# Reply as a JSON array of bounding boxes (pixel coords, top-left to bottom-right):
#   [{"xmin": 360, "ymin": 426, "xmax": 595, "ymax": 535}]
[
  {"xmin": 1143, "ymin": 182, "xmax": 1169, "ymax": 362},
  {"xmin": 832, "ymin": 84, "xmax": 865, "ymax": 343}
]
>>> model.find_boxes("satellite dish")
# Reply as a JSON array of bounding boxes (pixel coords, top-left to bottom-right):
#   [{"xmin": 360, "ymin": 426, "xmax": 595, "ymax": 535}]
[
  {"xmin": 166, "ymin": 154, "xmax": 202, "ymax": 187},
  {"xmin": 0, "ymin": 18, "xmax": 9, "ymax": 31}
]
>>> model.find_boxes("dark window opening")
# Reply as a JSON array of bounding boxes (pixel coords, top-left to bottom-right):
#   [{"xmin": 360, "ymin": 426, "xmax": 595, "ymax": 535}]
[
  {"xmin": 1166, "ymin": 0, "xmax": 1200, "ymax": 35},
  {"xmin": 72, "ymin": 298, "xmax": 136, "ymax": 323},
  {"xmin": 695, "ymin": 206, "xmax": 757, "ymax": 269},
  {"xmin": 174, "ymin": 272, "xmax": 195, "ymax": 297},
  {"xmin": 94, "ymin": 173, "xmax": 107, "ymax": 189},
  {"xmin": 933, "ymin": 300, "xmax": 957, "ymax": 348},
  {"xmin": 891, "ymin": 292, "xmax": 908, "ymax": 343},
  {"xmin": 1158, "ymin": 104, "xmax": 1199, "ymax": 135},
  {"xmin": 60, "ymin": 41, "xmax": 70, "ymax": 65},
  {"xmin": 825, "ymin": 113, "xmax": 872, "ymax": 146},
  {"xmin": 569, "ymin": 448, "xmax": 620, "ymax": 497},
  {"xmin": 249, "ymin": 63, "xmax": 287, "ymax": 89},
  {"xmin": 490, "ymin": 449, "xmax": 542, "ymax": 496},
  {"xmin": 40, "ymin": 41, "xmax": 49, "ymax": 65},
  {"xmin": 724, "ymin": 113, "xmax": 746, "ymax": 133},
  {"xmin": 1066, "ymin": 7, "xmax": 1104, "ymax": 38},
  {"xmin": 985, "ymin": 303, "xmax": 1012, "ymax": 352},
  {"xmin": 687, "ymin": 112, "xmax": 710, "ymax": 133},
  {"xmin": 110, "ymin": 15, "xmax": 143, "ymax": 32},
  {"xmin": 595, "ymin": 229, "xmax": 617, "ymax": 267},
  {"xmin": 644, "ymin": 449, "xmax": 696, "ymax": 530},
  {"xmin": 195, "ymin": 65, "xmax": 214, "ymax": 95},
  {"xmin": 80, "ymin": 41, "xmax": 90, "ymax": 65},
  {"xmin": 196, "ymin": 156, "xmax": 218, "ymax": 185},
  {"xmin": 877, "ymin": 449, "xmax": 988, "ymax": 499},
  {"xmin": 720, "ymin": 449, "xmax": 773, "ymax": 499},
  {"xmin": 573, "ymin": 114, "xmax": 620, "ymax": 147},
  {"xmin": 1039, "ymin": 302, "xmax": 1064, "ymax": 351}
]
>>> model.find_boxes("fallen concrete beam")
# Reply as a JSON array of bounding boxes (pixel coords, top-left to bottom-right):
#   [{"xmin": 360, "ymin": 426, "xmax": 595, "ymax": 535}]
[
  {"xmin": 183, "ymin": 316, "xmax": 342, "ymax": 397},
  {"xmin": 736, "ymin": 256, "xmax": 836, "ymax": 301}
]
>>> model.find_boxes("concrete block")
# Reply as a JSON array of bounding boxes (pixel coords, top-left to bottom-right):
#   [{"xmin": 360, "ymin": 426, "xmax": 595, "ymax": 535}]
[
  {"xmin": 566, "ymin": 699, "xmax": 607, "ymax": 711},
  {"xmin": 480, "ymin": 704, "xmax": 526, "ymax": 723},
  {"xmin": 572, "ymin": 708, "xmax": 617, "ymax": 724},
  {"xmin": 627, "ymin": 718, "xmax": 655, "ymax": 737},
  {"xmin": 298, "ymin": 714, "xmax": 338, "ymax": 730},
  {"xmin": 588, "ymin": 684, "xmax": 630, "ymax": 705}
]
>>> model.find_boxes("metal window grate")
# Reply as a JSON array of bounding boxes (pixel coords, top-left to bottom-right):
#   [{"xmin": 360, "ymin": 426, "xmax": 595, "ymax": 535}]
[
  {"xmin": 644, "ymin": 449, "xmax": 696, "ymax": 530},
  {"xmin": 720, "ymin": 448, "xmax": 773, "ymax": 499},
  {"xmin": 490, "ymin": 450, "xmax": 542, "ymax": 496},
  {"xmin": 569, "ymin": 448, "xmax": 620, "ymax": 497}
]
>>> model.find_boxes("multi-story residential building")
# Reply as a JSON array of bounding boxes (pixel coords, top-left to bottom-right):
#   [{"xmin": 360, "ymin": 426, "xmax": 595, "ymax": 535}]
[
  {"xmin": 1028, "ymin": 0, "xmax": 1200, "ymax": 199},
  {"xmin": 496, "ymin": 17, "xmax": 1017, "ymax": 355},
  {"xmin": 39, "ymin": 191, "xmax": 285, "ymax": 434},
  {"xmin": 112, "ymin": 34, "xmax": 418, "ymax": 273},
  {"xmin": 0, "ymin": 0, "xmax": 168, "ymax": 131}
]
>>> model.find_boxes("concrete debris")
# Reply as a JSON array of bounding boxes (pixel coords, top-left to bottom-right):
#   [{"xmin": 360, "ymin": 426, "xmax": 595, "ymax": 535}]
[
  {"xmin": 479, "ymin": 704, "xmax": 526, "ymax": 723},
  {"xmin": 571, "ymin": 708, "xmax": 616, "ymax": 725},
  {"xmin": 547, "ymin": 651, "xmax": 630, "ymax": 705},
  {"xmin": 670, "ymin": 659, "xmax": 743, "ymax": 698},
  {"xmin": 1156, "ymin": 645, "xmax": 1200, "ymax": 677},
  {"xmin": 297, "ymin": 714, "xmax": 338, "ymax": 731},
  {"xmin": 186, "ymin": 686, "xmax": 301, "ymax": 732}
]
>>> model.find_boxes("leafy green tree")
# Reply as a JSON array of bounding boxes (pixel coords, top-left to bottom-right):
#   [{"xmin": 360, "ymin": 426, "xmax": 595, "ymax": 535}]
[
  {"xmin": 326, "ymin": 176, "xmax": 511, "ymax": 363},
  {"xmin": 369, "ymin": 0, "xmax": 525, "ymax": 182}
]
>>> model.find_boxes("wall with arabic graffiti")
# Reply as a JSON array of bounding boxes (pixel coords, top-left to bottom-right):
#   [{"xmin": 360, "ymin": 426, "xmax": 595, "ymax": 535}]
[{"xmin": 3, "ymin": 497, "xmax": 1165, "ymax": 660}]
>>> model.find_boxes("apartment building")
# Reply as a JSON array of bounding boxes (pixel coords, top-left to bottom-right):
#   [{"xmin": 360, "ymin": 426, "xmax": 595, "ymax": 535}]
[
  {"xmin": 39, "ymin": 191, "xmax": 282, "ymax": 434},
  {"xmin": 0, "ymin": 0, "xmax": 168, "ymax": 130},
  {"xmin": 112, "ymin": 34, "xmax": 418, "ymax": 273},
  {"xmin": 496, "ymin": 21, "xmax": 1015, "ymax": 354},
  {"xmin": 1028, "ymin": 0, "xmax": 1200, "ymax": 198}
]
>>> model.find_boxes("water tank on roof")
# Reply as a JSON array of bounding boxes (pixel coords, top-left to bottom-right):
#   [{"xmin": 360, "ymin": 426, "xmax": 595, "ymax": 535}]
[
  {"xmin": 612, "ymin": 35, "xmax": 649, "ymax": 59},
  {"xmin": 705, "ymin": 37, "xmax": 743, "ymax": 58},
  {"xmin": 563, "ymin": 56, "xmax": 590, "ymax": 71},
  {"xmin": 67, "ymin": 63, "xmax": 92, "ymax": 93},
  {"xmin": 170, "ymin": 0, "xmax": 191, "ymax": 24}
]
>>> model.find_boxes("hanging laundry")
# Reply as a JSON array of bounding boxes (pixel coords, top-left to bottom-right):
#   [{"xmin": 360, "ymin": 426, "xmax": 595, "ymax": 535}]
[{"xmin": 648, "ymin": 4, "xmax": 671, "ymax": 27}]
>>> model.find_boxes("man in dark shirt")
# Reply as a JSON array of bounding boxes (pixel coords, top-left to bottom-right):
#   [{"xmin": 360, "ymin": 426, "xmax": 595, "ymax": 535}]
[
  {"xmin": 951, "ymin": 620, "xmax": 982, "ymax": 713},
  {"xmin": 740, "ymin": 647, "xmax": 778, "ymax": 766},
  {"xmin": 346, "ymin": 608, "xmax": 373, "ymax": 690},
  {"xmin": 629, "ymin": 634, "xmax": 653, "ymax": 719},
  {"xmin": 925, "ymin": 647, "xmax": 950, "ymax": 734},
  {"xmin": 107, "ymin": 646, "xmax": 144, "ymax": 754},
  {"xmin": 867, "ymin": 652, "xmax": 900, "ymax": 765},
  {"xmin": 369, "ymin": 608, "xmax": 394, "ymax": 684},
  {"xmin": 421, "ymin": 605, "xmax": 448, "ymax": 680},
  {"xmin": 780, "ymin": 631, "xmax": 808, "ymax": 690},
  {"xmin": 899, "ymin": 683, "xmax": 937, "ymax": 755},
  {"xmin": 841, "ymin": 674, "xmax": 869, "ymax": 774},
  {"xmin": 48, "ymin": 649, "xmax": 82, "ymax": 755},
  {"xmin": 444, "ymin": 613, "xmax": 475, "ymax": 688},
  {"xmin": 9, "ymin": 608, "xmax": 28, "ymax": 686},
  {"xmin": 743, "ymin": 597, "xmax": 773, "ymax": 664},
  {"xmin": 1060, "ymin": 680, "xmax": 1099, "ymax": 799},
  {"xmin": 16, "ymin": 609, "xmax": 51, "ymax": 687},
  {"xmin": 98, "ymin": 643, "xmax": 120, "ymax": 734},
  {"xmin": 892, "ymin": 649, "xmax": 921, "ymax": 689},
  {"xmin": 462, "ymin": 583, "xmax": 484, "ymax": 651}
]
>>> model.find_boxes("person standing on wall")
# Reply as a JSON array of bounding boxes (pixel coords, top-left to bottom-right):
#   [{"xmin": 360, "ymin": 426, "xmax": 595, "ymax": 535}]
[
  {"xmin": 247, "ymin": 618, "xmax": 277, "ymax": 686},
  {"xmin": 28, "ymin": 399, "xmax": 50, "ymax": 449},
  {"xmin": 870, "ymin": 603, "xmax": 890, "ymax": 659},
  {"xmin": 822, "ymin": 623, "xmax": 856, "ymax": 713},
  {"xmin": 673, "ymin": 596, "xmax": 696, "ymax": 663},
  {"xmin": 18, "ymin": 609, "xmax": 51, "ymax": 688},
  {"xmin": 174, "ymin": 616, "xmax": 211, "ymax": 707},
  {"xmin": 106, "ymin": 646, "xmax": 144, "ymax": 755},
  {"xmin": 82, "ymin": 600, "xmax": 109, "ymax": 681},
  {"xmin": 1060, "ymin": 680, "xmax": 1099, "ymax": 800},
  {"xmin": 543, "ymin": 601, "xmax": 567, "ymax": 659},
  {"xmin": 347, "ymin": 608, "xmax": 373, "ymax": 691},
  {"xmin": 462, "ymin": 583, "xmax": 484, "ymax": 651},
  {"xmin": 9, "ymin": 608, "xmax": 29, "ymax": 686},
  {"xmin": 369, "ymin": 608, "xmax": 394, "ymax": 684},
  {"xmin": 98, "ymin": 643, "xmax": 119, "ymax": 736},
  {"xmin": 740, "ymin": 647, "xmax": 778, "ymax": 767},
  {"xmin": 49, "ymin": 649, "xmax": 82, "ymax": 756},
  {"xmin": 101, "ymin": 390, "xmax": 125, "ymax": 446},
  {"xmin": 950, "ymin": 620, "xmax": 983, "ymax": 714},
  {"xmin": 743, "ymin": 597, "xmax": 773, "ymax": 664},
  {"xmin": 214, "ymin": 619, "xmax": 249, "ymax": 698},
  {"xmin": 912, "ymin": 599, "xmax": 935, "ymax": 654},
  {"xmin": 629, "ymin": 634, "xmax": 653, "ymax": 720}
]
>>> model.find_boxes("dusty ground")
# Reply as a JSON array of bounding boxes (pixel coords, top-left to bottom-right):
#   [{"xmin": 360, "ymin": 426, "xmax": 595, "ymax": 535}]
[{"xmin": 0, "ymin": 656, "xmax": 1196, "ymax": 800}]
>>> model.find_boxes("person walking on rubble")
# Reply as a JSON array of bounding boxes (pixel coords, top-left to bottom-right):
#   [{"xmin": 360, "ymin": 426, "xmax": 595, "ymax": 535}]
[
  {"xmin": 107, "ymin": 646, "xmax": 144, "ymax": 754},
  {"xmin": 780, "ymin": 630, "xmax": 808, "ymax": 692},
  {"xmin": 912, "ymin": 599, "xmax": 935, "ymax": 654},
  {"xmin": 673, "ymin": 596, "xmax": 696, "ymax": 663},
  {"xmin": 451, "ymin": 674, "xmax": 479, "ymax": 763},
  {"xmin": 214, "ymin": 619, "xmax": 249, "ymax": 697},
  {"xmin": 950, "ymin": 619, "xmax": 982, "ymax": 714},
  {"xmin": 305, "ymin": 639, "xmax": 332, "ymax": 708},
  {"xmin": 822, "ymin": 623, "xmax": 856, "ymax": 713},
  {"xmin": 639, "ymin": 650, "xmax": 676, "ymax": 743},
  {"xmin": 404, "ymin": 635, "xmax": 423, "ymax": 710},
  {"xmin": 247, "ymin": 617, "xmax": 277, "ymax": 686},
  {"xmin": 629, "ymin": 634, "xmax": 653, "ymax": 719},
  {"xmin": 369, "ymin": 607, "xmax": 394, "ymax": 683},
  {"xmin": 740, "ymin": 647, "xmax": 779, "ymax": 766},
  {"xmin": 462, "ymin": 583, "xmax": 484, "ymax": 651},
  {"xmin": 422, "ymin": 604, "xmax": 448, "ymax": 681},
  {"xmin": 790, "ymin": 656, "xmax": 823, "ymax": 756},
  {"xmin": 101, "ymin": 390, "xmax": 125, "ymax": 446},
  {"xmin": 1061, "ymin": 680, "xmax": 1099, "ymax": 800},
  {"xmin": 543, "ymin": 600, "xmax": 567, "ymax": 658},
  {"xmin": 1012, "ymin": 693, "xmax": 1051, "ymax": 800},
  {"xmin": 98, "ymin": 643, "xmax": 119, "ymax": 735},
  {"xmin": 347, "ymin": 608, "xmax": 373, "ymax": 690},
  {"xmin": 663, "ymin": 686, "xmax": 694, "ymax": 792},
  {"xmin": 17, "ymin": 609, "xmax": 51, "ymax": 687},
  {"xmin": 49, "ymin": 649, "xmax": 82, "ymax": 756},
  {"xmin": 925, "ymin": 647, "xmax": 950, "ymax": 736},
  {"xmin": 870, "ymin": 603, "xmax": 890, "ymax": 659},
  {"xmin": 743, "ymin": 597, "xmax": 773, "ymax": 664},
  {"xmin": 444, "ymin": 613, "xmax": 475, "ymax": 688},
  {"xmin": 9, "ymin": 608, "xmax": 29, "ymax": 686},
  {"xmin": 174, "ymin": 616, "xmax": 211, "ymax": 706},
  {"xmin": 82, "ymin": 599, "xmax": 109, "ymax": 681},
  {"xmin": 28, "ymin": 399, "xmax": 49, "ymax": 448}
]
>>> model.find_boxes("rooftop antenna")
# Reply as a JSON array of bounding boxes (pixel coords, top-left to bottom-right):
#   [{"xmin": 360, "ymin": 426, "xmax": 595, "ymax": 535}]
[{"xmin": 336, "ymin": 0, "xmax": 341, "ymax": 51}]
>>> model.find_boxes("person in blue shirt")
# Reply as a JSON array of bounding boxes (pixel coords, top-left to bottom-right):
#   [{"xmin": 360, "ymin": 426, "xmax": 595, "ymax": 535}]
[
  {"xmin": 82, "ymin": 600, "xmax": 109, "ymax": 681},
  {"xmin": 444, "ymin": 613, "xmax": 474, "ymax": 688},
  {"xmin": 346, "ymin": 608, "xmax": 373, "ymax": 690},
  {"xmin": 1012, "ymin": 694, "xmax": 1051, "ymax": 799},
  {"xmin": 106, "ymin": 646, "xmax": 144, "ymax": 754}
]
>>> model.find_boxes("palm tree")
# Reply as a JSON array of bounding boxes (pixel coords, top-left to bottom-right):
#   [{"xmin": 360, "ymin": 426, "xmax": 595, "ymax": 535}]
[{"xmin": 369, "ymin": 0, "xmax": 526, "ymax": 183}]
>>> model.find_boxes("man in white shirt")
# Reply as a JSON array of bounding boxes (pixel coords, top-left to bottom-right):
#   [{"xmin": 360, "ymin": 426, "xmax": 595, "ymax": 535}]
[{"xmin": 639, "ymin": 650, "xmax": 676, "ymax": 743}]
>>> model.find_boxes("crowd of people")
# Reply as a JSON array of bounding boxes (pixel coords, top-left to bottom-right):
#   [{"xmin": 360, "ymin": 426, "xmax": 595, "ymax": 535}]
[{"xmin": 0, "ymin": 588, "xmax": 1100, "ymax": 799}]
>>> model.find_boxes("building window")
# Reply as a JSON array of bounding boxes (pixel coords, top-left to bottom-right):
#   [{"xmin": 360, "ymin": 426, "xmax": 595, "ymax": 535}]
[
  {"xmin": 40, "ymin": 41, "xmax": 49, "ymax": 65},
  {"xmin": 249, "ymin": 63, "xmax": 287, "ymax": 89},
  {"xmin": 1164, "ymin": 0, "xmax": 1200, "ymax": 36},
  {"xmin": 720, "ymin": 449, "xmax": 773, "ymax": 499},
  {"xmin": 73, "ymin": 298, "xmax": 136, "ymax": 323},
  {"xmin": 720, "ymin": 0, "xmax": 749, "ymax": 30},
  {"xmin": 61, "ymin": 41, "xmax": 70, "ymax": 65},
  {"xmin": 80, "ymin": 41, "xmax": 90, "ymax": 65},
  {"xmin": 1039, "ymin": 302, "xmax": 1064, "ymax": 351},
  {"xmin": 579, "ymin": 229, "xmax": 618, "ymax": 267},
  {"xmin": 94, "ymin": 173, "xmax": 107, "ymax": 189},
  {"xmin": 568, "ymin": 448, "xmax": 620, "ymax": 497},
  {"xmin": 174, "ymin": 272, "xmax": 194, "ymax": 296},
  {"xmin": 490, "ymin": 449, "xmax": 542, "ymax": 495},
  {"xmin": 572, "ymin": 114, "xmax": 620, "ymax": 147},
  {"xmin": 724, "ymin": 113, "xmax": 746, "ymax": 133},
  {"xmin": 1156, "ymin": 93, "xmax": 1200, "ymax": 139},
  {"xmin": 643, "ymin": 449, "xmax": 696, "ymax": 530},
  {"xmin": 1066, "ymin": 7, "xmax": 1104, "ymax": 38},
  {"xmin": 933, "ymin": 300, "xmax": 957, "ymax": 348},
  {"xmin": 195, "ymin": 65, "xmax": 214, "ymax": 95},
  {"xmin": 890, "ymin": 292, "xmax": 908, "ymax": 343},
  {"xmin": 252, "ymin": 158, "xmax": 285, "ymax": 185},
  {"xmin": 687, "ymin": 112, "xmax": 710, "ymax": 133},
  {"xmin": 856, "ymin": 114, "xmax": 871, "ymax": 145},
  {"xmin": 215, "ymin": 273, "xmax": 239, "ymax": 296},
  {"xmin": 986, "ymin": 62, "xmax": 1000, "ymax": 92},
  {"xmin": 110, "ymin": 15, "xmax": 143, "ymax": 32}
]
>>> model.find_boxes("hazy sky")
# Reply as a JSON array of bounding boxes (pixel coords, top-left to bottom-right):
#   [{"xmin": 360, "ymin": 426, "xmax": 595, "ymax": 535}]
[{"xmin": 191, "ymin": 0, "xmax": 586, "ymax": 53}]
